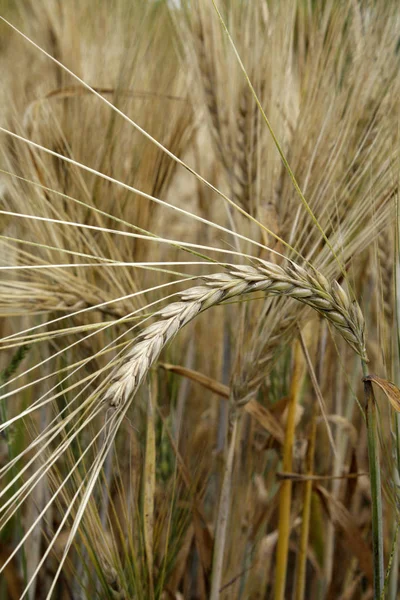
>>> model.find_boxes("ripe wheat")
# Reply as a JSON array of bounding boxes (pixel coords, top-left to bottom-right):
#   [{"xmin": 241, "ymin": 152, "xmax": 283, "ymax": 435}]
[{"xmin": 104, "ymin": 260, "xmax": 367, "ymax": 408}]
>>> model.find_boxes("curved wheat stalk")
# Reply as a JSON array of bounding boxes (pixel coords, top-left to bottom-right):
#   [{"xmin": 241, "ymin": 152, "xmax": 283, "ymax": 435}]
[{"xmin": 104, "ymin": 260, "xmax": 367, "ymax": 408}]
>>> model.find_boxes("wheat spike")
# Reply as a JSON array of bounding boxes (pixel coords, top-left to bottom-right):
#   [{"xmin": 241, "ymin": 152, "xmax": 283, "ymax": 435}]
[
  {"xmin": 231, "ymin": 85, "xmax": 259, "ymax": 213},
  {"xmin": 377, "ymin": 230, "xmax": 394, "ymax": 328},
  {"xmin": 103, "ymin": 261, "xmax": 367, "ymax": 408}
]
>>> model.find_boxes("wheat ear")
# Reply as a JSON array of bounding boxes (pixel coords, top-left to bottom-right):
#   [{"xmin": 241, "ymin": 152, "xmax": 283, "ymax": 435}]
[
  {"xmin": 103, "ymin": 261, "xmax": 366, "ymax": 407},
  {"xmin": 377, "ymin": 230, "xmax": 394, "ymax": 328}
]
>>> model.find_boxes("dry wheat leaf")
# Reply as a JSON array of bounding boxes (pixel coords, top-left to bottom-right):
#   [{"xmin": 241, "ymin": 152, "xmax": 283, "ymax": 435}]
[
  {"xmin": 160, "ymin": 363, "xmax": 230, "ymax": 398},
  {"xmin": 317, "ymin": 486, "xmax": 373, "ymax": 584},
  {"xmin": 363, "ymin": 374, "xmax": 400, "ymax": 412},
  {"xmin": 316, "ymin": 414, "xmax": 358, "ymax": 447},
  {"xmin": 244, "ymin": 398, "xmax": 285, "ymax": 445},
  {"xmin": 160, "ymin": 364, "xmax": 286, "ymax": 447}
]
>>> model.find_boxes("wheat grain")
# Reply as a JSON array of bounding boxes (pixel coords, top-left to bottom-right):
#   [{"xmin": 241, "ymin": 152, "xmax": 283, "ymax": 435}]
[{"xmin": 103, "ymin": 261, "xmax": 367, "ymax": 408}]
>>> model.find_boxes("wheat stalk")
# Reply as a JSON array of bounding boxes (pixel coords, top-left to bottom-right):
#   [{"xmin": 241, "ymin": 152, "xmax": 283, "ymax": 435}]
[{"xmin": 103, "ymin": 260, "xmax": 367, "ymax": 408}]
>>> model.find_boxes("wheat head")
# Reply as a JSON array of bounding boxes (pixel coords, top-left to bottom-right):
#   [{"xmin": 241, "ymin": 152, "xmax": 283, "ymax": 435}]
[{"xmin": 104, "ymin": 261, "xmax": 367, "ymax": 408}]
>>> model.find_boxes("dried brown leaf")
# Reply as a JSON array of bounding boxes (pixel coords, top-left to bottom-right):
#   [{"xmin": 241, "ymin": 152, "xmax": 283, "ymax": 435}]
[
  {"xmin": 160, "ymin": 363, "xmax": 229, "ymax": 398},
  {"xmin": 160, "ymin": 363, "xmax": 286, "ymax": 446},
  {"xmin": 317, "ymin": 486, "xmax": 373, "ymax": 584},
  {"xmin": 363, "ymin": 374, "xmax": 400, "ymax": 412},
  {"xmin": 244, "ymin": 398, "xmax": 285, "ymax": 445}
]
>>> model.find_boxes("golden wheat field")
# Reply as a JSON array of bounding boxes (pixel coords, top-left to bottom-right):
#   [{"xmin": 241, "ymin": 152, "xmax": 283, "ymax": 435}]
[{"xmin": 1, "ymin": 1, "xmax": 400, "ymax": 598}]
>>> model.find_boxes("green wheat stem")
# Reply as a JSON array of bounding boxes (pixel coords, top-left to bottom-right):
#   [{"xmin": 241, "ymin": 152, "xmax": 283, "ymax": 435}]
[
  {"xmin": 0, "ymin": 344, "xmax": 31, "ymax": 587},
  {"xmin": 384, "ymin": 519, "xmax": 400, "ymax": 600},
  {"xmin": 362, "ymin": 359, "xmax": 384, "ymax": 598}
]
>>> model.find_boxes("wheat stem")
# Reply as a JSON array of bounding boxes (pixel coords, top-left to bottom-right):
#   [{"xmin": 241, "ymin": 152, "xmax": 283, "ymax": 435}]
[
  {"xmin": 294, "ymin": 410, "xmax": 317, "ymax": 600},
  {"xmin": 363, "ymin": 360, "xmax": 385, "ymax": 598},
  {"xmin": 210, "ymin": 414, "xmax": 238, "ymax": 600},
  {"xmin": 275, "ymin": 340, "xmax": 305, "ymax": 600}
]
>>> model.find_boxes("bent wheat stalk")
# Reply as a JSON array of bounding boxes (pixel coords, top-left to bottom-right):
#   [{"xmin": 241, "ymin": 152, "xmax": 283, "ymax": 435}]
[{"xmin": 103, "ymin": 260, "xmax": 367, "ymax": 408}]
